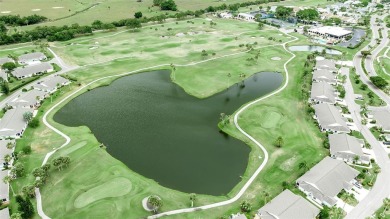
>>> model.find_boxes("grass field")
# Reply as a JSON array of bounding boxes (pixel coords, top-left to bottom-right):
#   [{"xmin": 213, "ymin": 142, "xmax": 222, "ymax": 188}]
[
  {"xmin": 1, "ymin": 0, "xmax": 329, "ymax": 30},
  {"xmin": 349, "ymin": 69, "xmax": 385, "ymax": 106},
  {"xmin": 5, "ymin": 8, "xmax": 330, "ymax": 218}
]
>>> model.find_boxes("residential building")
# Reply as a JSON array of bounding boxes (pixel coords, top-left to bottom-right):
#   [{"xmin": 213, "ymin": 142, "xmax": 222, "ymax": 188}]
[
  {"xmin": 0, "ymin": 57, "xmax": 14, "ymax": 66},
  {"xmin": 256, "ymin": 189, "xmax": 320, "ymax": 219},
  {"xmin": 34, "ymin": 75, "xmax": 70, "ymax": 93},
  {"xmin": 296, "ymin": 157, "xmax": 359, "ymax": 206},
  {"xmin": 371, "ymin": 110, "xmax": 390, "ymax": 132},
  {"xmin": 11, "ymin": 62, "xmax": 53, "ymax": 79},
  {"xmin": 308, "ymin": 26, "xmax": 352, "ymax": 39},
  {"xmin": 312, "ymin": 69, "xmax": 337, "ymax": 84},
  {"xmin": 313, "ymin": 103, "xmax": 350, "ymax": 133},
  {"xmin": 315, "ymin": 59, "xmax": 337, "ymax": 72},
  {"xmin": 310, "ymin": 81, "xmax": 336, "ymax": 104},
  {"xmin": 7, "ymin": 89, "xmax": 47, "ymax": 108},
  {"xmin": 329, "ymin": 133, "xmax": 370, "ymax": 164},
  {"xmin": 237, "ymin": 13, "xmax": 255, "ymax": 21},
  {"xmin": 0, "ymin": 107, "xmax": 34, "ymax": 139},
  {"xmin": 18, "ymin": 52, "xmax": 47, "ymax": 65}
]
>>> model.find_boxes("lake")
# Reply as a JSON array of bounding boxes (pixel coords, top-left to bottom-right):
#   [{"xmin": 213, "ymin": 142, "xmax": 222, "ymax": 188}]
[
  {"xmin": 289, "ymin": 45, "xmax": 342, "ymax": 55},
  {"xmin": 53, "ymin": 70, "xmax": 282, "ymax": 195}
]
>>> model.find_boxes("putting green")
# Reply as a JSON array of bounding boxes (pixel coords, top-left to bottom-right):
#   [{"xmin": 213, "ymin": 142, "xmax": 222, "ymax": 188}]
[
  {"xmin": 261, "ymin": 111, "xmax": 282, "ymax": 129},
  {"xmin": 74, "ymin": 177, "xmax": 132, "ymax": 208}
]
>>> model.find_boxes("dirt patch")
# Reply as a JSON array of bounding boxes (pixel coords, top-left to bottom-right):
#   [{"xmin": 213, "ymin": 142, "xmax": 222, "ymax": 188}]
[{"xmin": 280, "ymin": 155, "xmax": 299, "ymax": 171}]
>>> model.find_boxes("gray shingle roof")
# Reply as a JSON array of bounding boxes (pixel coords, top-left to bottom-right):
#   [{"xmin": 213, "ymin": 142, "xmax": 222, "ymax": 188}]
[
  {"xmin": 329, "ymin": 134, "xmax": 370, "ymax": 163},
  {"xmin": 0, "ymin": 207, "xmax": 10, "ymax": 219},
  {"xmin": 313, "ymin": 69, "xmax": 337, "ymax": 84},
  {"xmin": 371, "ymin": 110, "xmax": 390, "ymax": 131},
  {"xmin": 18, "ymin": 52, "xmax": 46, "ymax": 63},
  {"xmin": 0, "ymin": 57, "xmax": 14, "ymax": 65},
  {"xmin": 297, "ymin": 157, "xmax": 359, "ymax": 206},
  {"xmin": 7, "ymin": 89, "xmax": 47, "ymax": 108},
  {"xmin": 0, "ymin": 108, "xmax": 33, "ymax": 138},
  {"xmin": 315, "ymin": 59, "xmax": 337, "ymax": 71},
  {"xmin": 34, "ymin": 75, "xmax": 70, "ymax": 92},
  {"xmin": 310, "ymin": 82, "xmax": 336, "ymax": 104},
  {"xmin": 257, "ymin": 189, "xmax": 319, "ymax": 219},
  {"xmin": 314, "ymin": 103, "xmax": 350, "ymax": 132},
  {"xmin": 12, "ymin": 62, "xmax": 53, "ymax": 78}
]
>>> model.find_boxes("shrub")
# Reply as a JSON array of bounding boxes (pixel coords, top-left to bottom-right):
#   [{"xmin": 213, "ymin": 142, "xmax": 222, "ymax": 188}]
[
  {"xmin": 22, "ymin": 146, "xmax": 32, "ymax": 154},
  {"xmin": 28, "ymin": 118, "xmax": 40, "ymax": 128}
]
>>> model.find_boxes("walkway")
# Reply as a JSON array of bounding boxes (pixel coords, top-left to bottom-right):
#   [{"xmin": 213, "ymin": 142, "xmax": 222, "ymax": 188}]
[{"xmin": 33, "ymin": 31, "xmax": 298, "ymax": 218}]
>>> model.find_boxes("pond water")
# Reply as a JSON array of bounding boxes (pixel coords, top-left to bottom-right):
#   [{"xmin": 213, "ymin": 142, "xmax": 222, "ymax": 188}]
[
  {"xmin": 289, "ymin": 45, "xmax": 342, "ymax": 55},
  {"xmin": 54, "ymin": 70, "xmax": 283, "ymax": 195}
]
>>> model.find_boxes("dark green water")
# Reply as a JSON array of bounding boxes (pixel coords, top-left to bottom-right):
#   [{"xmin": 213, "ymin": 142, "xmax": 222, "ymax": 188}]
[{"xmin": 54, "ymin": 70, "xmax": 282, "ymax": 195}]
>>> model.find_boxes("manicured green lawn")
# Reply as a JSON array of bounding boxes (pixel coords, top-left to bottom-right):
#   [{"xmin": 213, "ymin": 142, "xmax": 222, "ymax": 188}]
[
  {"xmin": 349, "ymin": 68, "xmax": 385, "ymax": 106},
  {"xmin": 10, "ymin": 16, "xmax": 326, "ymax": 219}
]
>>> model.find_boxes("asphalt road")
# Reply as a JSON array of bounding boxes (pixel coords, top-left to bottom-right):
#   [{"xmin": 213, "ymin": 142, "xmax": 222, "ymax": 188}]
[{"xmin": 346, "ymin": 13, "xmax": 390, "ymax": 219}]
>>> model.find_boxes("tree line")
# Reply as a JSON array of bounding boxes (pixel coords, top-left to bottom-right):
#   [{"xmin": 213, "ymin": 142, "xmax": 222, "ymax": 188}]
[
  {"xmin": 0, "ymin": 14, "xmax": 47, "ymax": 26},
  {"xmin": 0, "ymin": 0, "xmax": 284, "ymax": 45}
]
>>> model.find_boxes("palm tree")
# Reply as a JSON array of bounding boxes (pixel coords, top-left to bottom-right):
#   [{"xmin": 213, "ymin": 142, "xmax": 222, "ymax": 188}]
[
  {"xmin": 353, "ymin": 155, "xmax": 360, "ymax": 164},
  {"xmin": 263, "ymin": 191, "xmax": 269, "ymax": 204},
  {"xmin": 381, "ymin": 198, "xmax": 390, "ymax": 217},
  {"xmin": 10, "ymin": 213, "xmax": 23, "ymax": 219},
  {"xmin": 6, "ymin": 142, "xmax": 14, "ymax": 149},
  {"xmin": 274, "ymin": 136, "xmax": 284, "ymax": 148},
  {"xmin": 298, "ymin": 161, "xmax": 308, "ymax": 171},
  {"xmin": 3, "ymin": 175, "xmax": 15, "ymax": 195},
  {"xmin": 170, "ymin": 63, "xmax": 176, "ymax": 81},
  {"xmin": 189, "ymin": 193, "xmax": 196, "ymax": 207},
  {"xmin": 148, "ymin": 195, "xmax": 163, "ymax": 213}
]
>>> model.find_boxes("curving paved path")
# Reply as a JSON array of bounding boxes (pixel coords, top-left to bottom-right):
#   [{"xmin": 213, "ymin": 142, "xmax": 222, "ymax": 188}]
[
  {"xmin": 34, "ymin": 30, "xmax": 298, "ymax": 218},
  {"xmin": 346, "ymin": 13, "xmax": 390, "ymax": 219}
]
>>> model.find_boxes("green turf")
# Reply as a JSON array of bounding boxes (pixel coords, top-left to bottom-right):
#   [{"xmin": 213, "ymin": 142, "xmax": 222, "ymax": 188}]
[
  {"xmin": 7, "ymin": 13, "xmax": 327, "ymax": 219},
  {"xmin": 74, "ymin": 177, "xmax": 133, "ymax": 208}
]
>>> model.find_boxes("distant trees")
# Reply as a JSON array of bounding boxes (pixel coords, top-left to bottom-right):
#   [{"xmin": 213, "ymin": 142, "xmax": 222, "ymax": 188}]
[
  {"xmin": 125, "ymin": 19, "xmax": 142, "ymax": 30},
  {"xmin": 160, "ymin": 0, "xmax": 177, "ymax": 11},
  {"xmin": 52, "ymin": 156, "xmax": 71, "ymax": 171},
  {"xmin": 275, "ymin": 6, "xmax": 293, "ymax": 20},
  {"xmin": 296, "ymin": 8, "xmax": 319, "ymax": 21},
  {"xmin": 240, "ymin": 201, "xmax": 252, "ymax": 212},
  {"xmin": 0, "ymin": 14, "xmax": 47, "ymax": 26},
  {"xmin": 370, "ymin": 76, "xmax": 388, "ymax": 89}
]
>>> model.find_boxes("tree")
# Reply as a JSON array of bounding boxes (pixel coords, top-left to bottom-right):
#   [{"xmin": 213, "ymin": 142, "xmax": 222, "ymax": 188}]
[
  {"xmin": 258, "ymin": 22, "xmax": 264, "ymax": 30},
  {"xmin": 361, "ymin": 50, "xmax": 371, "ymax": 58},
  {"xmin": 370, "ymin": 76, "xmax": 388, "ymax": 89},
  {"xmin": 382, "ymin": 198, "xmax": 390, "ymax": 217},
  {"xmin": 319, "ymin": 206, "xmax": 330, "ymax": 219},
  {"xmin": 28, "ymin": 118, "xmax": 39, "ymax": 128},
  {"xmin": 11, "ymin": 163, "xmax": 25, "ymax": 178},
  {"xmin": 125, "ymin": 19, "xmax": 142, "ymax": 30},
  {"xmin": 6, "ymin": 141, "xmax": 14, "ymax": 149},
  {"xmin": 275, "ymin": 6, "xmax": 293, "ymax": 20},
  {"xmin": 296, "ymin": 8, "xmax": 319, "ymax": 21},
  {"xmin": 1, "ymin": 62, "xmax": 16, "ymax": 72},
  {"xmin": 10, "ymin": 213, "xmax": 23, "ymax": 219},
  {"xmin": 201, "ymin": 49, "xmax": 208, "ymax": 59},
  {"xmin": 21, "ymin": 185, "xmax": 35, "ymax": 198},
  {"xmin": 22, "ymin": 146, "xmax": 32, "ymax": 154},
  {"xmin": 240, "ymin": 201, "xmax": 252, "ymax": 212},
  {"xmin": 23, "ymin": 111, "xmax": 33, "ymax": 122},
  {"xmin": 15, "ymin": 195, "xmax": 34, "ymax": 219},
  {"xmin": 148, "ymin": 195, "xmax": 163, "ymax": 213},
  {"xmin": 298, "ymin": 161, "xmax": 308, "ymax": 171},
  {"xmin": 274, "ymin": 136, "xmax": 284, "ymax": 148},
  {"xmin": 3, "ymin": 175, "xmax": 15, "ymax": 195},
  {"xmin": 153, "ymin": 0, "xmax": 163, "ymax": 6},
  {"xmin": 1, "ymin": 81, "xmax": 10, "ymax": 95},
  {"xmin": 160, "ymin": 0, "xmax": 177, "ymax": 11},
  {"xmin": 353, "ymin": 155, "xmax": 360, "ymax": 164},
  {"xmin": 189, "ymin": 193, "xmax": 196, "ymax": 207},
  {"xmin": 134, "ymin": 11, "xmax": 143, "ymax": 19}
]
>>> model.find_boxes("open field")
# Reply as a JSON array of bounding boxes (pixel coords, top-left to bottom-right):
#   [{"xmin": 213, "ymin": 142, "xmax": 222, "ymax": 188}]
[
  {"xmin": 51, "ymin": 18, "xmax": 290, "ymax": 66},
  {"xmin": 1, "ymin": 0, "xmax": 329, "ymax": 30}
]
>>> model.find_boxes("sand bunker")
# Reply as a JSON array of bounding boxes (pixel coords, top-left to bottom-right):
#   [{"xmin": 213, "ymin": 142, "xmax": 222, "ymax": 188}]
[
  {"xmin": 271, "ymin": 57, "xmax": 281, "ymax": 61},
  {"xmin": 176, "ymin": 33, "xmax": 185, "ymax": 37},
  {"xmin": 316, "ymin": 56, "xmax": 325, "ymax": 61},
  {"xmin": 1, "ymin": 11, "xmax": 11, "ymax": 14},
  {"xmin": 32, "ymin": 9, "xmax": 41, "ymax": 11},
  {"xmin": 52, "ymin": 7, "xmax": 64, "ymax": 9},
  {"xmin": 89, "ymin": 46, "xmax": 98, "ymax": 50}
]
